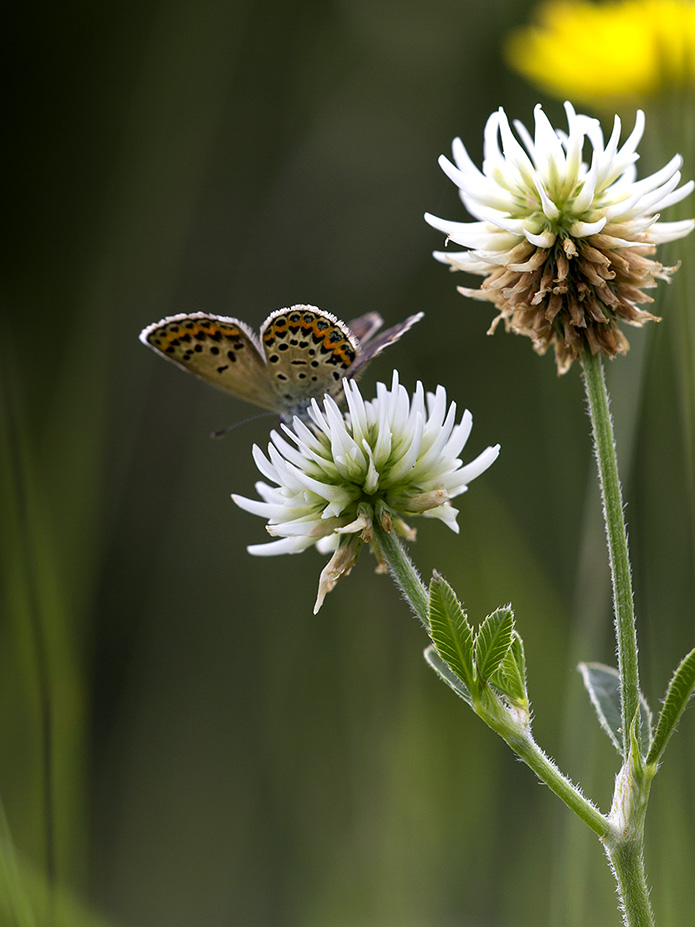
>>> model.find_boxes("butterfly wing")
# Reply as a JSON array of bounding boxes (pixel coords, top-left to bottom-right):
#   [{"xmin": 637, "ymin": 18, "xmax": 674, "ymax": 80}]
[
  {"xmin": 260, "ymin": 305, "xmax": 360, "ymax": 419},
  {"xmin": 139, "ymin": 312, "xmax": 279, "ymax": 411},
  {"xmin": 345, "ymin": 311, "xmax": 383, "ymax": 344},
  {"xmin": 347, "ymin": 311, "xmax": 424, "ymax": 378},
  {"xmin": 140, "ymin": 306, "xmax": 423, "ymax": 422}
]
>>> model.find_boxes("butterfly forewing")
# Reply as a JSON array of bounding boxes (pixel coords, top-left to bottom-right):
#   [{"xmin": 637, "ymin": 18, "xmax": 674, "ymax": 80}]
[
  {"xmin": 348, "ymin": 311, "xmax": 424, "ymax": 377},
  {"xmin": 344, "ymin": 311, "xmax": 384, "ymax": 344},
  {"xmin": 139, "ymin": 312, "xmax": 279, "ymax": 410}
]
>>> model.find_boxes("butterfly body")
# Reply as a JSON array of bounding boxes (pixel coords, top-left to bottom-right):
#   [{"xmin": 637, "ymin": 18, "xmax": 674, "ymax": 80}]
[{"xmin": 140, "ymin": 305, "xmax": 423, "ymax": 422}]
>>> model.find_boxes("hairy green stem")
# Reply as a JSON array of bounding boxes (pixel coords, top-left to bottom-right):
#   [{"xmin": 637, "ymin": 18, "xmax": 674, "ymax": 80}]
[
  {"xmin": 482, "ymin": 702, "xmax": 610, "ymax": 838},
  {"xmin": 373, "ymin": 522, "xmax": 610, "ymax": 838},
  {"xmin": 581, "ymin": 351, "xmax": 640, "ymax": 751},
  {"xmin": 372, "ymin": 521, "xmax": 429, "ymax": 627},
  {"xmin": 374, "ymin": 437, "xmax": 654, "ymax": 925},
  {"xmin": 603, "ymin": 751, "xmax": 655, "ymax": 927},
  {"xmin": 582, "ymin": 350, "xmax": 655, "ymax": 927},
  {"xmin": 604, "ymin": 838, "xmax": 655, "ymax": 927}
]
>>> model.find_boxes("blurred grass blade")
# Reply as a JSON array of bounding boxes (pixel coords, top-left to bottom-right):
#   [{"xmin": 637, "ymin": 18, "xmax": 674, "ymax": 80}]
[
  {"xmin": 646, "ymin": 646, "xmax": 695, "ymax": 767},
  {"xmin": 0, "ymin": 798, "xmax": 36, "ymax": 927},
  {"xmin": 0, "ymin": 841, "xmax": 125, "ymax": 927}
]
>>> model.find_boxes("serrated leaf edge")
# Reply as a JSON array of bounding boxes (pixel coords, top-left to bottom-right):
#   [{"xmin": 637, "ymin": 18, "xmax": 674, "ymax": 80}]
[
  {"xmin": 475, "ymin": 606, "xmax": 514, "ymax": 682},
  {"xmin": 646, "ymin": 646, "xmax": 695, "ymax": 767},
  {"xmin": 491, "ymin": 631, "xmax": 528, "ymax": 705},
  {"xmin": 427, "ymin": 574, "xmax": 476, "ymax": 693}
]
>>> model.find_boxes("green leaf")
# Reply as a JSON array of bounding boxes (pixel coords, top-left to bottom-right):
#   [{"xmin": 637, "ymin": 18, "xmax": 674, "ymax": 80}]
[
  {"xmin": 646, "ymin": 646, "xmax": 695, "ymax": 767},
  {"xmin": 578, "ymin": 662, "xmax": 652, "ymax": 756},
  {"xmin": 423, "ymin": 645, "xmax": 473, "ymax": 706},
  {"xmin": 491, "ymin": 630, "xmax": 528, "ymax": 707},
  {"xmin": 474, "ymin": 606, "xmax": 514, "ymax": 683},
  {"xmin": 628, "ymin": 709, "xmax": 646, "ymax": 781},
  {"xmin": 510, "ymin": 631, "xmax": 527, "ymax": 686},
  {"xmin": 427, "ymin": 572, "xmax": 476, "ymax": 693}
]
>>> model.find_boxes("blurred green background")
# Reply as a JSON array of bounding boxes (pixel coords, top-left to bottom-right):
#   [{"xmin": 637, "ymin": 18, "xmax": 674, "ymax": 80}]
[{"xmin": 3, "ymin": 0, "xmax": 694, "ymax": 925}]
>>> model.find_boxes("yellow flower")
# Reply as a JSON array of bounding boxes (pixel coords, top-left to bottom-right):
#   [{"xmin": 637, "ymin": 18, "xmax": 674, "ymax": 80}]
[{"xmin": 506, "ymin": 0, "xmax": 695, "ymax": 105}]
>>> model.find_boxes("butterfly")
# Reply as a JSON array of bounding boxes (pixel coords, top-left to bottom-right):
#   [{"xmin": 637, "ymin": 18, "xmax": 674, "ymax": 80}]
[{"xmin": 139, "ymin": 305, "xmax": 423, "ymax": 423}]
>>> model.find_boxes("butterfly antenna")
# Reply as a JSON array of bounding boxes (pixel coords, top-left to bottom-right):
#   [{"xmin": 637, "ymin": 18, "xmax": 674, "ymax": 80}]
[{"xmin": 210, "ymin": 410, "xmax": 276, "ymax": 439}]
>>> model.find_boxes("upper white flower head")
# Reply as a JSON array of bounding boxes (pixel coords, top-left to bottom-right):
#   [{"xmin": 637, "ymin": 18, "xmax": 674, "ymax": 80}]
[
  {"xmin": 233, "ymin": 372, "xmax": 500, "ymax": 612},
  {"xmin": 426, "ymin": 102, "xmax": 694, "ymax": 372}
]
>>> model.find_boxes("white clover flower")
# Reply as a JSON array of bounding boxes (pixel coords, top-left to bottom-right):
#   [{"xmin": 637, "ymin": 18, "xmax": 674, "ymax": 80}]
[
  {"xmin": 425, "ymin": 102, "xmax": 694, "ymax": 372},
  {"xmin": 232, "ymin": 372, "xmax": 500, "ymax": 612}
]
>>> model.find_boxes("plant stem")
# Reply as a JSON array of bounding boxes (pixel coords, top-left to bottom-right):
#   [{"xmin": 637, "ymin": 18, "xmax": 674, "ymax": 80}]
[
  {"xmin": 603, "ymin": 749, "xmax": 655, "ymax": 927},
  {"xmin": 581, "ymin": 351, "xmax": 640, "ymax": 751},
  {"xmin": 372, "ymin": 521, "xmax": 429, "ymax": 627},
  {"xmin": 489, "ymin": 711, "xmax": 610, "ymax": 838},
  {"xmin": 604, "ymin": 837, "xmax": 655, "ymax": 927},
  {"xmin": 582, "ymin": 350, "xmax": 655, "ymax": 926},
  {"xmin": 373, "ymin": 521, "xmax": 610, "ymax": 838},
  {"xmin": 374, "ymin": 439, "xmax": 654, "ymax": 925}
]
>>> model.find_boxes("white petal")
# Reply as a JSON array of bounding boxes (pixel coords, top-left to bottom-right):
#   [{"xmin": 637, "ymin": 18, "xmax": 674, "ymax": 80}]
[
  {"xmin": 248, "ymin": 537, "xmax": 314, "ymax": 556},
  {"xmin": 572, "ymin": 168, "xmax": 598, "ymax": 214},
  {"xmin": 231, "ymin": 493, "xmax": 278, "ymax": 518},
  {"xmin": 568, "ymin": 217, "xmax": 607, "ymax": 237},
  {"xmin": 496, "ymin": 107, "xmax": 536, "ymax": 179},
  {"xmin": 648, "ymin": 218, "xmax": 695, "ymax": 243},
  {"xmin": 524, "ymin": 227, "xmax": 556, "ymax": 247},
  {"xmin": 457, "ymin": 444, "xmax": 501, "ymax": 485},
  {"xmin": 438, "ymin": 155, "xmax": 512, "ymax": 211},
  {"xmin": 251, "ymin": 443, "xmax": 281, "ymax": 486},
  {"xmin": 612, "ymin": 154, "xmax": 682, "ymax": 200},
  {"xmin": 443, "ymin": 409, "xmax": 474, "ymax": 459},
  {"xmin": 423, "ymin": 503, "xmax": 460, "ymax": 532},
  {"xmin": 533, "ymin": 176, "xmax": 560, "ymax": 220},
  {"xmin": 424, "ymin": 213, "xmax": 517, "ymax": 249},
  {"xmin": 613, "ymin": 110, "xmax": 646, "ymax": 171},
  {"xmin": 451, "ymin": 135, "xmax": 486, "ymax": 181},
  {"xmin": 646, "ymin": 178, "xmax": 694, "ymax": 213}
]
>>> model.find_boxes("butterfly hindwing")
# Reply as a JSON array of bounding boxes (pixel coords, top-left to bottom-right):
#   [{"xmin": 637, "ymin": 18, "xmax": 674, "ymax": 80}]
[{"xmin": 260, "ymin": 307, "xmax": 359, "ymax": 417}]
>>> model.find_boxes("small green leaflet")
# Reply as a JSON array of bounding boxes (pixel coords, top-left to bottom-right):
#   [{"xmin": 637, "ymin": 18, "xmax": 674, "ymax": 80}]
[
  {"xmin": 474, "ymin": 607, "xmax": 514, "ymax": 682},
  {"xmin": 427, "ymin": 573, "xmax": 476, "ymax": 694},
  {"xmin": 646, "ymin": 646, "xmax": 695, "ymax": 767},
  {"xmin": 426, "ymin": 575, "xmax": 526, "ymax": 710},
  {"xmin": 424, "ymin": 645, "xmax": 473, "ymax": 706},
  {"xmin": 578, "ymin": 662, "xmax": 652, "ymax": 756},
  {"xmin": 490, "ymin": 631, "xmax": 528, "ymax": 708}
]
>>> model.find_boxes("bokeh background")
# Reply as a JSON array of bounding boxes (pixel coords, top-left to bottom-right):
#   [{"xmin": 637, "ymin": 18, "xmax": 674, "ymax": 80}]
[{"xmin": 3, "ymin": 1, "xmax": 694, "ymax": 925}]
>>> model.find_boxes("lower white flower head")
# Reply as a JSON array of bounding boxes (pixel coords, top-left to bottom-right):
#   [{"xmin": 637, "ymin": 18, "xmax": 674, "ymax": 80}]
[
  {"xmin": 426, "ymin": 102, "xmax": 694, "ymax": 372},
  {"xmin": 232, "ymin": 372, "xmax": 500, "ymax": 612}
]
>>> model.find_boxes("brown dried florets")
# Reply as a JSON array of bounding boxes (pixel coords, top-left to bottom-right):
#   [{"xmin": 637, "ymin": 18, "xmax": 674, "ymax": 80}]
[
  {"xmin": 426, "ymin": 103, "xmax": 694, "ymax": 372},
  {"xmin": 461, "ymin": 235, "xmax": 671, "ymax": 373}
]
